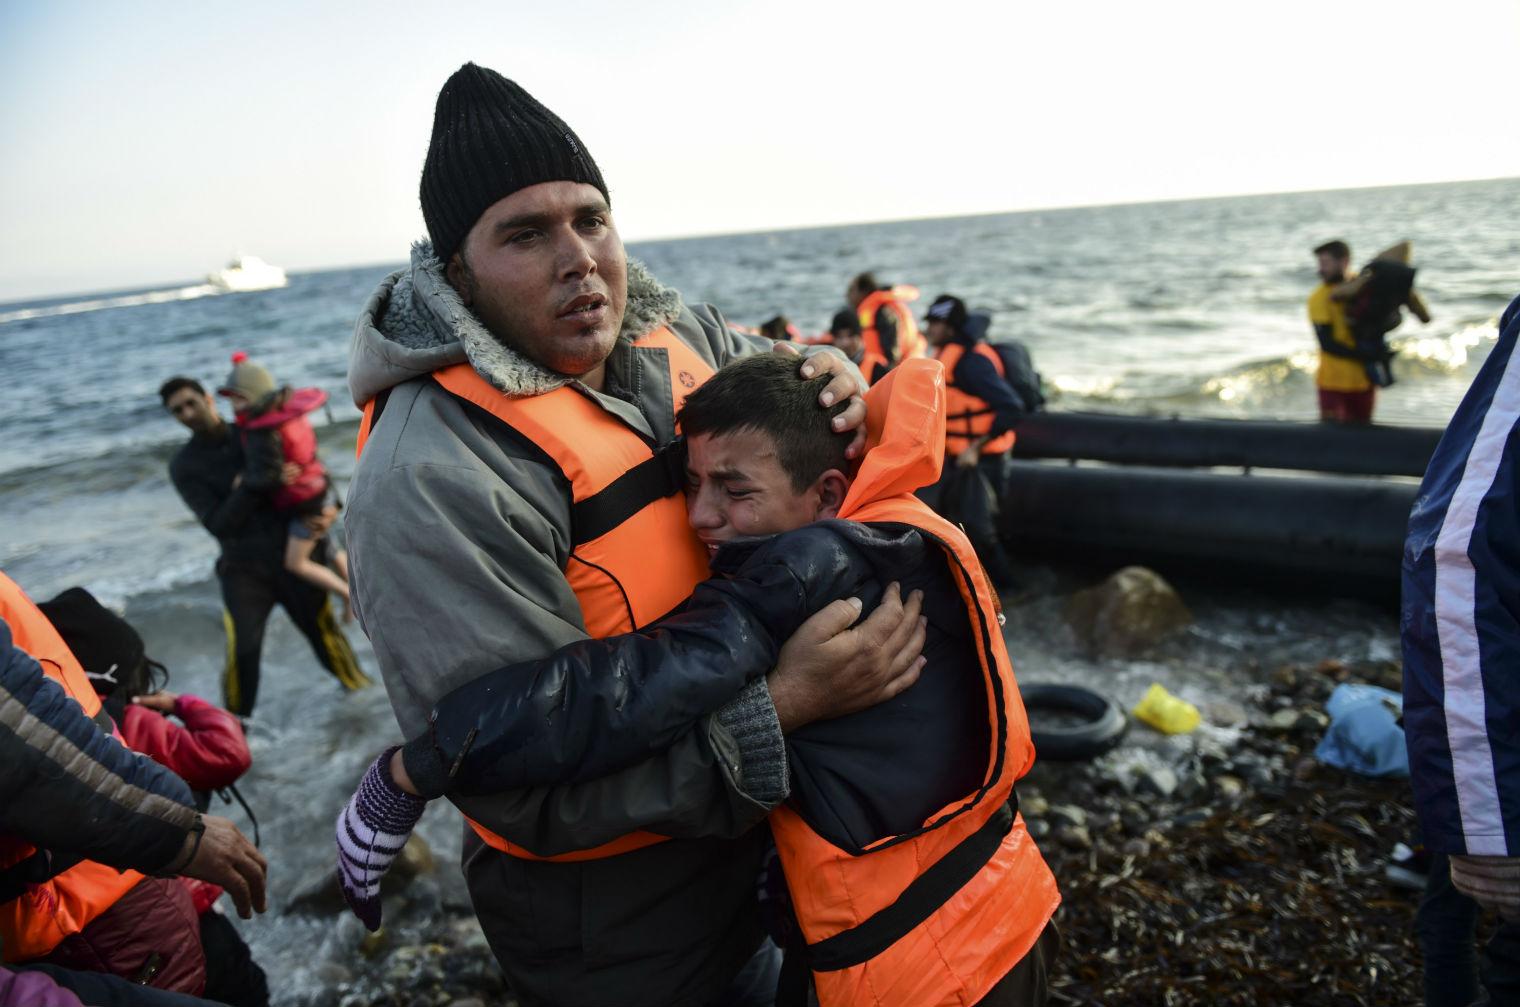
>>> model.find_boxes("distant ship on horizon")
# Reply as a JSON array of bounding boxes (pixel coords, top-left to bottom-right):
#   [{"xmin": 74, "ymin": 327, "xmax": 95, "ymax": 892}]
[{"xmin": 207, "ymin": 254, "xmax": 287, "ymax": 293}]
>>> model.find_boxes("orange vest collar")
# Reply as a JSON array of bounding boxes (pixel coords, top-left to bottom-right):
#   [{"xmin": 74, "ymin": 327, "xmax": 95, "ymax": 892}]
[{"xmin": 838, "ymin": 358, "xmax": 946, "ymax": 518}]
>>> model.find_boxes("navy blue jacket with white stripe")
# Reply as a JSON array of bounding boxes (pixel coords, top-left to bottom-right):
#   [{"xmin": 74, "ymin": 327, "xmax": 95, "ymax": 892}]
[{"xmin": 1403, "ymin": 294, "xmax": 1520, "ymax": 856}]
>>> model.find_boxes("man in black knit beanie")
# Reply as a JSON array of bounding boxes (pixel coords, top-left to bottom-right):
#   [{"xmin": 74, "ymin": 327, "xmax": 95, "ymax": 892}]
[{"xmin": 341, "ymin": 63, "xmax": 924, "ymax": 1006}]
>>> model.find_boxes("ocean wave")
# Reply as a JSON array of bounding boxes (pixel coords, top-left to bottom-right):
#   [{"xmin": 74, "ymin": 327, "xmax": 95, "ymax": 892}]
[
  {"xmin": 1197, "ymin": 351, "xmax": 1322, "ymax": 404},
  {"xmin": 0, "ymin": 412, "xmax": 363, "ymax": 487},
  {"xmin": 85, "ymin": 553, "xmax": 220, "ymax": 613},
  {"xmin": 1043, "ymin": 374, "xmax": 1119, "ymax": 399},
  {"xmin": 0, "ymin": 284, "xmax": 222, "ymax": 325},
  {"xmin": 1390, "ymin": 321, "xmax": 1499, "ymax": 373}
]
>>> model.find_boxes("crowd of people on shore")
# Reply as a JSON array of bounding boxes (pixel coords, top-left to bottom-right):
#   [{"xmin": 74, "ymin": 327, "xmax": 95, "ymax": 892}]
[{"xmin": 2, "ymin": 59, "xmax": 1517, "ymax": 1007}]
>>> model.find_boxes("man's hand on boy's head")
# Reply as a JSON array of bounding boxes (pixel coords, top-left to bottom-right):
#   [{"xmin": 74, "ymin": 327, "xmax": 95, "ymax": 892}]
[
  {"xmin": 767, "ymin": 583, "xmax": 927, "ymax": 733},
  {"xmin": 773, "ymin": 341, "xmax": 870, "ymax": 460}
]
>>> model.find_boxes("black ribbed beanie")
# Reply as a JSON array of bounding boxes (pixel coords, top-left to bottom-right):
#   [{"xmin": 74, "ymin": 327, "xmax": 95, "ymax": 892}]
[{"xmin": 420, "ymin": 63, "xmax": 609, "ymax": 264}]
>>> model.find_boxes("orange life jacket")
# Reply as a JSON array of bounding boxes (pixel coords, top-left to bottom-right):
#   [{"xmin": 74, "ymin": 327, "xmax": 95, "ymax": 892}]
[
  {"xmin": 857, "ymin": 287, "xmax": 925, "ymax": 364},
  {"xmin": 936, "ymin": 342, "xmax": 1017, "ymax": 456},
  {"xmin": 0, "ymin": 572, "xmax": 145, "ymax": 962},
  {"xmin": 769, "ymin": 359, "xmax": 1058, "ymax": 1005},
  {"xmin": 356, "ymin": 326, "xmax": 715, "ymax": 862}
]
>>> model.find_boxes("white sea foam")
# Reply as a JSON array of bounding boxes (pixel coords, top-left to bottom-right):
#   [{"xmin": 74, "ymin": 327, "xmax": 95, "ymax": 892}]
[{"xmin": 0, "ymin": 283, "xmax": 221, "ymax": 324}]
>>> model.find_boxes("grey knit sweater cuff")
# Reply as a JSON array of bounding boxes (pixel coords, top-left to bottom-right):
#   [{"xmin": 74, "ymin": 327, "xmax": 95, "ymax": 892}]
[{"xmin": 715, "ymin": 677, "xmax": 789, "ymax": 807}]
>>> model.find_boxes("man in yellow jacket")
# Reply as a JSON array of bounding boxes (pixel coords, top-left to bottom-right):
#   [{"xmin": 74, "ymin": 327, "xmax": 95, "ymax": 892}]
[{"xmin": 1308, "ymin": 240, "xmax": 1376, "ymax": 423}]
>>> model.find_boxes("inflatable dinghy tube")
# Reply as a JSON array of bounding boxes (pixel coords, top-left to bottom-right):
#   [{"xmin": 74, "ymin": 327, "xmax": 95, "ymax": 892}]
[
  {"xmin": 1011, "ymin": 412, "xmax": 1441, "ymax": 477},
  {"xmin": 1021, "ymin": 683, "xmax": 1128, "ymax": 761}
]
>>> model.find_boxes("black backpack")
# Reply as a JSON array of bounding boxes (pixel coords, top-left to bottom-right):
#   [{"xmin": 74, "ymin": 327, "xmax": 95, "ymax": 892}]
[
  {"xmin": 1345, "ymin": 259, "xmax": 1416, "ymax": 388},
  {"xmin": 988, "ymin": 340, "xmax": 1046, "ymax": 413},
  {"xmin": 963, "ymin": 312, "xmax": 1046, "ymax": 413}
]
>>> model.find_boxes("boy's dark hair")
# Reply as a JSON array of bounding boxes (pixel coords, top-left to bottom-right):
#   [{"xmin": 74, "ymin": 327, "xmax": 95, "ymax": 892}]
[
  {"xmin": 830, "ymin": 308, "xmax": 861, "ymax": 336},
  {"xmin": 158, "ymin": 376, "xmax": 205, "ymax": 405},
  {"xmin": 1314, "ymin": 240, "xmax": 1351, "ymax": 261},
  {"xmin": 678, "ymin": 354, "xmax": 852, "ymax": 493}
]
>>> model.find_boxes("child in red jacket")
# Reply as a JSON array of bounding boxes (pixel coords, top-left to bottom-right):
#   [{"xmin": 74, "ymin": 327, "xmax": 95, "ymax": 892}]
[
  {"xmin": 38, "ymin": 587, "xmax": 268, "ymax": 1007},
  {"xmin": 218, "ymin": 351, "xmax": 352, "ymax": 618}
]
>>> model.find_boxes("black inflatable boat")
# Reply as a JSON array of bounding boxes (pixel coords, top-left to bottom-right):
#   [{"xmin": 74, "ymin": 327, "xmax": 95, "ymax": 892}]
[{"xmin": 998, "ymin": 412, "xmax": 1445, "ymax": 601}]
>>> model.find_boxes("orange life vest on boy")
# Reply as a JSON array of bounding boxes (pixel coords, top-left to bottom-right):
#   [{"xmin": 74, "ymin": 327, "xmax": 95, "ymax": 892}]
[
  {"xmin": 935, "ymin": 342, "xmax": 1017, "ymax": 456},
  {"xmin": 858, "ymin": 286, "xmax": 925, "ymax": 364},
  {"xmin": 768, "ymin": 359, "xmax": 1058, "ymax": 1006},
  {"xmin": 356, "ymin": 326, "xmax": 715, "ymax": 862},
  {"xmin": 0, "ymin": 572, "xmax": 145, "ymax": 962}
]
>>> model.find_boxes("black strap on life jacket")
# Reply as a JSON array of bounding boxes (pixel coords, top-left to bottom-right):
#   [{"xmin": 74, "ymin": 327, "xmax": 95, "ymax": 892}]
[
  {"xmin": 0, "ymin": 848, "xmax": 81, "ymax": 904},
  {"xmin": 802, "ymin": 797, "xmax": 1017, "ymax": 974},
  {"xmin": 569, "ymin": 438, "xmax": 687, "ymax": 546},
  {"xmin": 367, "ymin": 388, "xmax": 393, "ymax": 437}
]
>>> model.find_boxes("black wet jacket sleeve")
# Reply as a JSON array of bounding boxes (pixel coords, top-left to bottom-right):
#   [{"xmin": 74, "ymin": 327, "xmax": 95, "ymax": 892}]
[
  {"xmin": 875, "ymin": 305, "xmax": 898, "ymax": 362},
  {"xmin": 0, "ymin": 619, "xmax": 198, "ymax": 875},
  {"xmin": 170, "ymin": 451, "xmax": 262, "ymax": 540},
  {"xmin": 954, "ymin": 348, "xmax": 1028, "ymax": 438},
  {"xmin": 402, "ymin": 526, "xmax": 875, "ymax": 800},
  {"xmin": 1315, "ymin": 323, "xmax": 1373, "ymax": 361}
]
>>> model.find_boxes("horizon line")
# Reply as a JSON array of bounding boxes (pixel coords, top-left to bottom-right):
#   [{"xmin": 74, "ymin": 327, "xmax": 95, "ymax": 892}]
[{"xmin": 6, "ymin": 173, "xmax": 1516, "ymax": 307}]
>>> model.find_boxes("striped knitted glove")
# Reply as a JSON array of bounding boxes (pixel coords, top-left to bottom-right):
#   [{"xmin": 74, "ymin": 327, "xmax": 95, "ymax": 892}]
[
  {"xmin": 1449, "ymin": 854, "xmax": 1520, "ymax": 921},
  {"xmin": 336, "ymin": 747, "xmax": 428, "ymax": 932}
]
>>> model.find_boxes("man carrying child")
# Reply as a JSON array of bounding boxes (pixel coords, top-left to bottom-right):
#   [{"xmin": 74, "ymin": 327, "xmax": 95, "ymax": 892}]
[{"xmin": 160, "ymin": 372, "xmax": 368, "ymax": 717}]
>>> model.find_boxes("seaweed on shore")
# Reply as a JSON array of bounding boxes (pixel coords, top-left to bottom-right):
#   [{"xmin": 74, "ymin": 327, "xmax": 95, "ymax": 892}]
[{"xmin": 1038, "ymin": 742, "xmax": 1422, "ymax": 1005}]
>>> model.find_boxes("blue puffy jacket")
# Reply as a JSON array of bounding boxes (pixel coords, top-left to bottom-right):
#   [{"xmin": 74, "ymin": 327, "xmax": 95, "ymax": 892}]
[{"xmin": 1403, "ymin": 294, "xmax": 1520, "ymax": 855}]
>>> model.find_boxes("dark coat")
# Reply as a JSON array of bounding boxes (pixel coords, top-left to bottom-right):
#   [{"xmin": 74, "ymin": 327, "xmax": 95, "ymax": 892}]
[{"xmin": 406, "ymin": 519, "xmax": 990, "ymax": 853}]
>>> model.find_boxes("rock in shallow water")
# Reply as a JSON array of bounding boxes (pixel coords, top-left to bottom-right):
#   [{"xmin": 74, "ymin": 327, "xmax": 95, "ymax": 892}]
[
  {"xmin": 393, "ymin": 834, "xmax": 435, "ymax": 879},
  {"xmin": 287, "ymin": 866, "xmax": 346, "ymax": 917},
  {"xmin": 1063, "ymin": 566, "xmax": 1192, "ymax": 658}
]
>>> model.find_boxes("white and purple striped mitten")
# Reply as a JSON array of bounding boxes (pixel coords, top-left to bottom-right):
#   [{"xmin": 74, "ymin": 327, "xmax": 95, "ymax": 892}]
[{"xmin": 336, "ymin": 747, "xmax": 428, "ymax": 931}]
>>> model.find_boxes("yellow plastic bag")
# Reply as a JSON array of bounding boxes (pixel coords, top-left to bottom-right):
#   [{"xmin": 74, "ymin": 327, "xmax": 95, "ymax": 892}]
[{"xmin": 1132, "ymin": 683, "xmax": 1200, "ymax": 735}]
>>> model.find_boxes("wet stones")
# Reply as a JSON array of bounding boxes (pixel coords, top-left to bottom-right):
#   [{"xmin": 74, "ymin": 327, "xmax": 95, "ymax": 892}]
[
  {"xmin": 1213, "ymin": 775, "xmax": 1246, "ymax": 802},
  {"xmin": 393, "ymin": 835, "xmax": 436, "ymax": 879},
  {"xmin": 1062, "ymin": 566, "xmax": 1193, "ymax": 658},
  {"xmin": 1264, "ymin": 706, "xmax": 1331, "ymax": 736},
  {"xmin": 1047, "ymin": 804, "xmax": 1088, "ymax": 829}
]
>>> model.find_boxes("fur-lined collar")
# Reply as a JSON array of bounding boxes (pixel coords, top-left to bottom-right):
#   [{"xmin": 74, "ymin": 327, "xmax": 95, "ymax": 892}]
[{"xmin": 358, "ymin": 240, "xmax": 685, "ymax": 400}]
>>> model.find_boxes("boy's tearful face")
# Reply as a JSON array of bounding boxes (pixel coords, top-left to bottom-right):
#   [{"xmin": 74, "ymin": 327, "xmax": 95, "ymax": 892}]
[{"xmin": 684, "ymin": 429, "xmax": 846, "ymax": 558}]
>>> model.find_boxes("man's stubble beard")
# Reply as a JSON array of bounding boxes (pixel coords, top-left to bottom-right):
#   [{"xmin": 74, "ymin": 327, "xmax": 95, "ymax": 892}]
[{"xmin": 461, "ymin": 257, "xmax": 624, "ymax": 379}]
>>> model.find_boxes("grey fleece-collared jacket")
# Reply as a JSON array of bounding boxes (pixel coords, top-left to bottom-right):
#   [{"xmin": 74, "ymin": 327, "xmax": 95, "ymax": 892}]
[
  {"xmin": 345, "ymin": 244, "xmax": 813, "ymax": 855},
  {"xmin": 346, "ymin": 245, "xmax": 851, "ymax": 1006}
]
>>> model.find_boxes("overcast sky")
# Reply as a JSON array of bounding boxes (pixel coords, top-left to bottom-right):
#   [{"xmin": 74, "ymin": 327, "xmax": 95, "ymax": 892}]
[{"xmin": 2, "ymin": 0, "xmax": 1517, "ymax": 301}]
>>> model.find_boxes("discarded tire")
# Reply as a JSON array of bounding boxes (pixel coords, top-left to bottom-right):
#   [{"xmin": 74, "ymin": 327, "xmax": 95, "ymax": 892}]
[{"xmin": 1020, "ymin": 683, "xmax": 1128, "ymax": 761}]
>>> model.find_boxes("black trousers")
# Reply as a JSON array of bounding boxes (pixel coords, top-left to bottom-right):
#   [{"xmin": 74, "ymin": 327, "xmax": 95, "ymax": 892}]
[
  {"xmin": 1418, "ymin": 853, "xmax": 1520, "ymax": 1007},
  {"xmin": 198, "ymin": 911, "xmax": 268, "ymax": 1007},
  {"xmin": 217, "ymin": 557, "xmax": 369, "ymax": 716},
  {"xmin": 917, "ymin": 451, "xmax": 1017, "ymax": 589}
]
